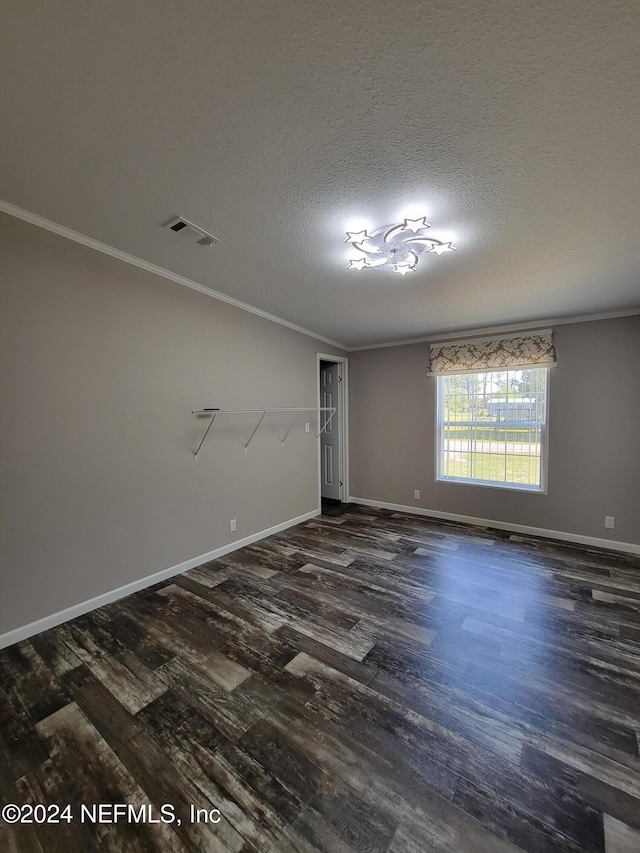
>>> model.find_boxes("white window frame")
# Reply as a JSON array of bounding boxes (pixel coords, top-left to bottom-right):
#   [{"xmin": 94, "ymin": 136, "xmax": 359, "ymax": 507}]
[{"xmin": 435, "ymin": 367, "xmax": 550, "ymax": 494}]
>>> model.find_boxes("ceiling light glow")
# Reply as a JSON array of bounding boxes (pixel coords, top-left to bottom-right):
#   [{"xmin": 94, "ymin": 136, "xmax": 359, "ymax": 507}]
[
  {"xmin": 345, "ymin": 217, "xmax": 456, "ymax": 274},
  {"xmin": 427, "ymin": 241, "xmax": 455, "ymax": 256},
  {"xmin": 393, "ymin": 263, "xmax": 415, "ymax": 275},
  {"xmin": 403, "ymin": 217, "xmax": 430, "ymax": 233},
  {"xmin": 347, "ymin": 257, "xmax": 370, "ymax": 270},
  {"xmin": 344, "ymin": 230, "xmax": 372, "ymax": 245}
]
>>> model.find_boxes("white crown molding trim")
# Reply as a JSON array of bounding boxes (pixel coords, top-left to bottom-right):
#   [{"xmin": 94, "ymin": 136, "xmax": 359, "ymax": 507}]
[
  {"xmin": 0, "ymin": 508, "xmax": 320, "ymax": 650},
  {"xmin": 0, "ymin": 199, "xmax": 347, "ymax": 351},
  {"xmin": 347, "ymin": 309, "xmax": 640, "ymax": 352},
  {"xmin": 4, "ymin": 199, "xmax": 637, "ymax": 354},
  {"xmin": 349, "ymin": 497, "xmax": 640, "ymax": 556}
]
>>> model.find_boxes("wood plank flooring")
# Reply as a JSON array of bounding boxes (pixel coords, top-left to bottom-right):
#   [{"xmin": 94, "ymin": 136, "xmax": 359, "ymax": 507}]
[{"xmin": 1, "ymin": 505, "xmax": 640, "ymax": 852}]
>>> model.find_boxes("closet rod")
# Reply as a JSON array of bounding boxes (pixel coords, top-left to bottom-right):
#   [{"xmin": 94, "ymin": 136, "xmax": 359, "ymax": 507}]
[
  {"xmin": 192, "ymin": 407, "xmax": 337, "ymax": 458},
  {"xmin": 192, "ymin": 407, "xmax": 334, "ymax": 414}
]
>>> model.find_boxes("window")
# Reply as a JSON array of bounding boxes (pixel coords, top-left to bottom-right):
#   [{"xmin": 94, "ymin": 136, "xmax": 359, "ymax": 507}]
[{"xmin": 436, "ymin": 367, "xmax": 549, "ymax": 492}]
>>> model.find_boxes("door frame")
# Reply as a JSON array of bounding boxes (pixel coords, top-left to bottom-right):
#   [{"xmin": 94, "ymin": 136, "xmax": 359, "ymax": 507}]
[{"xmin": 317, "ymin": 353, "xmax": 349, "ymax": 508}]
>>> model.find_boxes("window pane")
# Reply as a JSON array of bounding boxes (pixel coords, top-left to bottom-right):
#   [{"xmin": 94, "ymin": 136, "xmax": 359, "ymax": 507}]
[{"xmin": 437, "ymin": 367, "xmax": 547, "ymax": 492}]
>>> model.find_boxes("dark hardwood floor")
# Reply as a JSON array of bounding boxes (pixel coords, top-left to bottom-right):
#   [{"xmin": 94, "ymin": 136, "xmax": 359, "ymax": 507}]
[{"xmin": 1, "ymin": 506, "xmax": 640, "ymax": 852}]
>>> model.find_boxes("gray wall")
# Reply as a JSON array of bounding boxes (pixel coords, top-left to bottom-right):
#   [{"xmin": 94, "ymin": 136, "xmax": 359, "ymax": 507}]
[
  {"xmin": 348, "ymin": 316, "xmax": 640, "ymax": 547},
  {"xmin": 0, "ymin": 214, "xmax": 344, "ymax": 635}
]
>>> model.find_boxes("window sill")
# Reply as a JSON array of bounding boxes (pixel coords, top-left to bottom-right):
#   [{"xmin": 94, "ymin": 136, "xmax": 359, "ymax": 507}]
[{"xmin": 436, "ymin": 476, "xmax": 547, "ymax": 495}]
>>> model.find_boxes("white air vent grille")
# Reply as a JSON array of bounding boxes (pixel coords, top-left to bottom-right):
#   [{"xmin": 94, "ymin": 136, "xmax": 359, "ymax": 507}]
[{"xmin": 165, "ymin": 216, "xmax": 220, "ymax": 247}]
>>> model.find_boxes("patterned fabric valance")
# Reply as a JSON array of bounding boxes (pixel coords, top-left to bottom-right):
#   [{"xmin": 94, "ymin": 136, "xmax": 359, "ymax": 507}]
[{"xmin": 428, "ymin": 330, "xmax": 557, "ymax": 375}]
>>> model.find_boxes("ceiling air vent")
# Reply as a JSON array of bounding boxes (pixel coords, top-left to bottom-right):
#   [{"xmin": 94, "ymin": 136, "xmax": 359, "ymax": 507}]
[{"xmin": 165, "ymin": 216, "xmax": 220, "ymax": 247}]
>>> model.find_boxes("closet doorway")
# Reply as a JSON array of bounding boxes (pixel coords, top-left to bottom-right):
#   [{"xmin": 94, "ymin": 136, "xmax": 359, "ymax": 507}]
[{"xmin": 317, "ymin": 354, "xmax": 349, "ymax": 510}]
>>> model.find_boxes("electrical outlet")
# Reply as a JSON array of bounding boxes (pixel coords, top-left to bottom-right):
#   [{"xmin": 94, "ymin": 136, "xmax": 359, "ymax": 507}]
[
  {"xmin": 414, "ymin": 489, "xmax": 420, "ymax": 500},
  {"xmin": 604, "ymin": 516, "xmax": 615, "ymax": 530},
  {"xmin": 230, "ymin": 519, "xmax": 237, "ymax": 532},
  {"xmin": 305, "ymin": 422, "xmax": 310, "ymax": 433}
]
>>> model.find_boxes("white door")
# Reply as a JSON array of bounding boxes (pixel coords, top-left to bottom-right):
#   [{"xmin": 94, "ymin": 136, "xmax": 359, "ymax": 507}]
[{"xmin": 320, "ymin": 362, "xmax": 341, "ymax": 500}]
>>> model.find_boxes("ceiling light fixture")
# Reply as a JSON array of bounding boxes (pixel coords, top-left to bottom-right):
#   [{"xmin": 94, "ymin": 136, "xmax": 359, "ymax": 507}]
[{"xmin": 345, "ymin": 217, "xmax": 455, "ymax": 274}]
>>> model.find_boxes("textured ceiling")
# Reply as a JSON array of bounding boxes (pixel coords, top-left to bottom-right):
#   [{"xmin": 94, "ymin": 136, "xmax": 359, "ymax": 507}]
[{"xmin": 1, "ymin": 0, "xmax": 639, "ymax": 348}]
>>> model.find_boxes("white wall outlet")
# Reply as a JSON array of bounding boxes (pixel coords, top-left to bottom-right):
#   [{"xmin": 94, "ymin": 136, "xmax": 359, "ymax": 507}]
[
  {"xmin": 604, "ymin": 516, "xmax": 615, "ymax": 529},
  {"xmin": 230, "ymin": 518, "xmax": 237, "ymax": 532},
  {"xmin": 414, "ymin": 489, "xmax": 420, "ymax": 500},
  {"xmin": 305, "ymin": 422, "xmax": 310, "ymax": 433}
]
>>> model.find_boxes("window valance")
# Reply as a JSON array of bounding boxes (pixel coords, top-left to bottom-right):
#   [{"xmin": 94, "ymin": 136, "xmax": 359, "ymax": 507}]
[{"xmin": 428, "ymin": 330, "xmax": 557, "ymax": 375}]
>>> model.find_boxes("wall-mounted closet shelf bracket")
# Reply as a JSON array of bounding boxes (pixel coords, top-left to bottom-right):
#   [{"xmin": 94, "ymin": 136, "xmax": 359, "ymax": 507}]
[{"xmin": 191, "ymin": 407, "xmax": 336, "ymax": 458}]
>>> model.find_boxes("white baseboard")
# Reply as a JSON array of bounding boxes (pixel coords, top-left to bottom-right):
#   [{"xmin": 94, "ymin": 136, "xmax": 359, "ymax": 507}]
[
  {"xmin": 0, "ymin": 509, "xmax": 320, "ymax": 650},
  {"xmin": 349, "ymin": 497, "xmax": 640, "ymax": 556}
]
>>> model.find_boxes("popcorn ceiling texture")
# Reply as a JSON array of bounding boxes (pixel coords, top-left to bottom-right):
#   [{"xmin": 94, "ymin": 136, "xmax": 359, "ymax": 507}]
[{"xmin": 0, "ymin": 0, "xmax": 639, "ymax": 347}]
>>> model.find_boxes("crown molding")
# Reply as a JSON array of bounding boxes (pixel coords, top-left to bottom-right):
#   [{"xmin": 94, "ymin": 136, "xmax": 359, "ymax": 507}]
[
  {"xmin": 0, "ymin": 200, "xmax": 348, "ymax": 351},
  {"xmin": 4, "ymin": 200, "xmax": 638, "ymax": 354},
  {"xmin": 347, "ymin": 309, "xmax": 640, "ymax": 351}
]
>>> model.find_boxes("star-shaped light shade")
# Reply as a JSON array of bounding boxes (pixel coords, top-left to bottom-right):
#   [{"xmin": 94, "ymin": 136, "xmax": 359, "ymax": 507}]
[
  {"xmin": 393, "ymin": 263, "xmax": 415, "ymax": 275},
  {"xmin": 403, "ymin": 217, "xmax": 430, "ymax": 233},
  {"xmin": 427, "ymin": 241, "xmax": 455, "ymax": 255},
  {"xmin": 347, "ymin": 257, "xmax": 369, "ymax": 270},
  {"xmin": 344, "ymin": 230, "xmax": 371, "ymax": 245}
]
